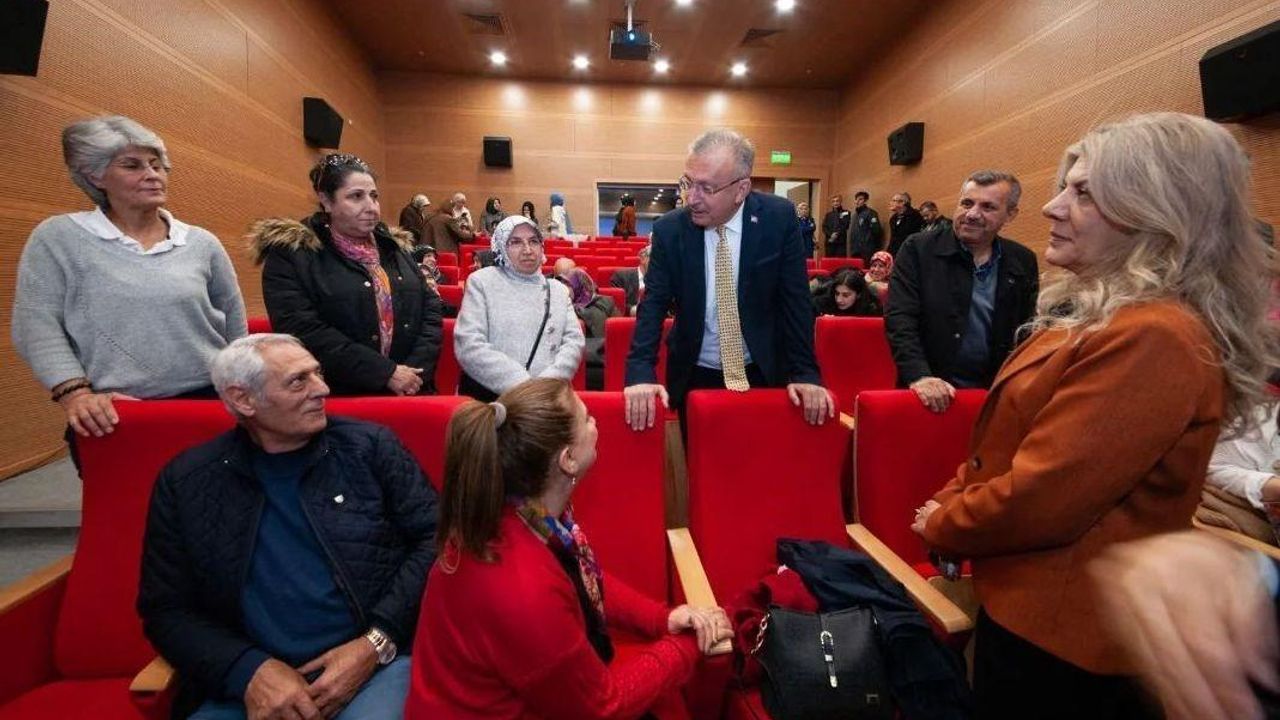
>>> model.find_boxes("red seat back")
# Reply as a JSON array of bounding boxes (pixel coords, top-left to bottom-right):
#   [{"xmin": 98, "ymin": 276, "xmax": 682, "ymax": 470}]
[
  {"xmin": 685, "ymin": 390, "xmax": 851, "ymax": 601},
  {"xmin": 435, "ymin": 251, "xmax": 458, "ymax": 267},
  {"xmin": 573, "ymin": 393, "xmax": 667, "ymax": 601},
  {"xmin": 247, "ymin": 316, "xmax": 272, "ymax": 334},
  {"xmin": 814, "ymin": 317, "xmax": 897, "ymax": 415},
  {"xmin": 819, "ymin": 257, "xmax": 865, "ymax": 272},
  {"xmin": 807, "ymin": 268, "xmax": 830, "ymax": 281},
  {"xmin": 603, "ymin": 317, "xmax": 672, "ymax": 391},
  {"xmin": 598, "ymin": 287, "xmax": 626, "ymax": 315},
  {"xmin": 853, "ymin": 390, "xmax": 986, "ymax": 568},
  {"xmin": 437, "ymin": 285, "xmax": 464, "ymax": 309},
  {"xmin": 436, "ymin": 318, "xmax": 459, "ymax": 394},
  {"xmin": 438, "ymin": 266, "xmax": 460, "ymax": 285},
  {"xmin": 327, "ymin": 396, "xmax": 469, "ymax": 492}
]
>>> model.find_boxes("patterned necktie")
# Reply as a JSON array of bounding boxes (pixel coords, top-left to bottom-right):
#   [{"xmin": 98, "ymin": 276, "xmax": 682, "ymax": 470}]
[{"xmin": 715, "ymin": 225, "xmax": 750, "ymax": 391}]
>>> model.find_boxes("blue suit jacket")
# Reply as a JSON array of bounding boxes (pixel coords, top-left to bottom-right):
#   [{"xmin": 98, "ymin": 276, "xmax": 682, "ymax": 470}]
[{"xmin": 624, "ymin": 191, "xmax": 822, "ymax": 406}]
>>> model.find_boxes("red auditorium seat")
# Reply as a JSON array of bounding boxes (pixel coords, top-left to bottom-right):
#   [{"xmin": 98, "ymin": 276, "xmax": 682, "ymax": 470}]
[
  {"xmin": 805, "ymin": 258, "xmax": 816, "ymax": 269},
  {"xmin": 819, "ymin": 257, "xmax": 865, "ymax": 272},
  {"xmin": 806, "ymin": 268, "xmax": 830, "ymax": 281},
  {"xmin": 246, "ymin": 316, "xmax": 272, "ymax": 334},
  {"xmin": 814, "ymin": 316, "xmax": 897, "ymax": 415},
  {"xmin": 592, "ymin": 266, "xmax": 621, "ymax": 288},
  {"xmin": 437, "ymin": 265, "xmax": 460, "ymax": 285},
  {"xmin": 602, "ymin": 317, "xmax": 673, "ymax": 392},
  {"xmin": 598, "ymin": 286, "xmax": 626, "ymax": 314},
  {"xmin": 437, "ymin": 284, "xmax": 464, "ymax": 309},
  {"xmin": 435, "ymin": 251, "xmax": 457, "ymax": 267},
  {"xmin": 436, "ymin": 318, "xmax": 459, "ymax": 394}
]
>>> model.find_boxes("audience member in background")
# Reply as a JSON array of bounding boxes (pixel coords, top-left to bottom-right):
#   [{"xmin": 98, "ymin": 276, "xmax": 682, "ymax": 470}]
[
  {"xmin": 471, "ymin": 250, "xmax": 497, "ymax": 270},
  {"xmin": 139, "ymin": 334, "xmax": 438, "ymax": 720},
  {"xmin": 1197, "ymin": 403, "xmax": 1280, "ymax": 545},
  {"xmin": 450, "ymin": 192, "xmax": 473, "ymax": 233},
  {"xmin": 520, "ymin": 200, "xmax": 539, "ymax": 226},
  {"xmin": 480, "ymin": 196, "xmax": 505, "ymax": 235},
  {"xmin": 254, "ymin": 153, "xmax": 442, "ymax": 396},
  {"xmin": 849, "ymin": 190, "xmax": 885, "ymax": 266},
  {"xmin": 864, "ymin": 250, "xmax": 894, "ymax": 301},
  {"xmin": 405, "ymin": 378, "xmax": 732, "ymax": 719},
  {"xmin": 610, "ymin": 245, "xmax": 650, "ymax": 315},
  {"xmin": 821, "ymin": 193, "xmax": 851, "ymax": 258},
  {"xmin": 552, "ymin": 257, "xmax": 577, "ymax": 280},
  {"xmin": 455, "ymin": 216, "xmax": 584, "ymax": 402},
  {"xmin": 566, "ymin": 268, "xmax": 618, "ymax": 388},
  {"xmin": 912, "ymin": 112, "xmax": 1278, "ymax": 719},
  {"xmin": 421, "ymin": 198, "xmax": 474, "ymax": 255},
  {"xmin": 886, "ymin": 170, "xmax": 1038, "ymax": 412},
  {"xmin": 548, "ymin": 191, "xmax": 573, "ymax": 238},
  {"xmin": 614, "ymin": 194, "xmax": 638, "ymax": 238},
  {"xmin": 411, "ymin": 245, "xmax": 443, "ymax": 285},
  {"xmin": 887, "ymin": 191, "xmax": 925, "ymax": 256},
  {"xmin": 796, "ymin": 200, "xmax": 817, "ymax": 258},
  {"xmin": 12, "ymin": 115, "xmax": 246, "ymax": 463},
  {"xmin": 624, "ymin": 128, "xmax": 832, "ymax": 429},
  {"xmin": 816, "ymin": 268, "xmax": 882, "ymax": 317},
  {"xmin": 919, "ymin": 200, "xmax": 952, "ymax": 234},
  {"xmin": 398, "ymin": 193, "xmax": 430, "ymax": 243}
]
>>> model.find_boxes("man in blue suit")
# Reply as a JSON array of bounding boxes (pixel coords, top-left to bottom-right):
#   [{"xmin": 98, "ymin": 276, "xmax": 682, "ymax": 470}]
[{"xmin": 623, "ymin": 128, "xmax": 834, "ymax": 430}]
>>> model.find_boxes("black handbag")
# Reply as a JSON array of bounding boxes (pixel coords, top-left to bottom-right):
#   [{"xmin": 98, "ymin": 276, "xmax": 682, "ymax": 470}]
[{"xmin": 753, "ymin": 605, "xmax": 895, "ymax": 720}]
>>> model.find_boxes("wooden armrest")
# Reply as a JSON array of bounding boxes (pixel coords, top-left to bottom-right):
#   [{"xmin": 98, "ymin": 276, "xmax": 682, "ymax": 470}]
[
  {"xmin": 1192, "ymin": 516, "xmax": 1280, "ymax": 562},
  {"xmin": 0, "ymin": 555, "xmax": 72, "ymax": 615},
  {"xmin": 845, "ymin": 523, "xmax": 974, "ymax": 634},
  {"xmin": 838, "ymin": 412, "xmax": 855, "ymax": 431},
  {"xmin": 666, "ymin": 528, "xmax": 732, "ymax": 656},
  {"xmin": 130, "ymin": 655, "xmax": 175, "ymax": 693}
]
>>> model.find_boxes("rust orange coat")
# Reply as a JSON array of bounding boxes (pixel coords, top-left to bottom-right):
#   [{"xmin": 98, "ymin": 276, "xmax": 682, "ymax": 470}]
[{"xmin": 922, "ymin": 300, "xmax": 1225, "ymax": 674}]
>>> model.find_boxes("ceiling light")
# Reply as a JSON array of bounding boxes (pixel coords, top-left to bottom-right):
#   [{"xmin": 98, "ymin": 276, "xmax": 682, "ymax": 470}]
[
  {"xmin": 776, "ymin": 0, "xmax": 796, "ymax": 11},
  {"xmin": 572, "ymin": 55, "xmax": 590, "ymax": 70},
  {"xmin": 730, "ymin": 62, "xmax": 748, "ymax": 77},
  {"xmin": 675, "ymin": 0, "xmax": 692, "ymax": 5},
  {"xmin": 654, "ymin": 58, "xmax": 670, "ymax": 74},
  {"xmin": 489, "ymin": 51, "xmax": 507, "ymax": 66}
]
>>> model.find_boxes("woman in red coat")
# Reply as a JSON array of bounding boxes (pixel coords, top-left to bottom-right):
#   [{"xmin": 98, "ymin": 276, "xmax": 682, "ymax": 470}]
[{"xmin": 405, "ymin": 378, "xmax": 732, "ymax": 719}]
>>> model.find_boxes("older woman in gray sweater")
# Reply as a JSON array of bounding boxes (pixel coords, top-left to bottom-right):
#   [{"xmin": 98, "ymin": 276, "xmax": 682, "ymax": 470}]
[{"xmin": 454, "ymin": 216, "xmax": 583, "ymax": 400}]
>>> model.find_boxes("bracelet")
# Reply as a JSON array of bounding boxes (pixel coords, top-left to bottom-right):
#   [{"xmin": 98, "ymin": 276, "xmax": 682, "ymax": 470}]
[{"xmin": 51, "ymin": 380, "xmax": 92, "ymax": 402}]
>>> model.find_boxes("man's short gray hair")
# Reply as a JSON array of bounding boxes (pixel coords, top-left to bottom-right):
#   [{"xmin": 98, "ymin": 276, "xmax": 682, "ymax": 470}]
[
  {"xmin": 210, "ymin": 334, "xmax": 304, "ymax": 402},
  {"xmin": 894, "ymin": 191, "xmax": 913, "ymax": 206},
  {"xmin": 411, "ymin": 194, "xmax": 429, "ymax": 208},
  {"xmin": 963, "ymin": 170, "xmax": 1022, "ymax": 210},
  {"xmin": 62, "ymin": 116, "xmax": 171, "ymax": 209},
  {"xmin": 689, "ymin": 128, "xmax": 755, "ymax": 178}
]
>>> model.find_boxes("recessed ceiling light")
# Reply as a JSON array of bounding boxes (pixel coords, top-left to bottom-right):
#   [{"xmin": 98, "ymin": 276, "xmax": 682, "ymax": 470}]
[
  {"xmin": 654, "ymin": 58, "xmax": 670, "ymax": 74},
  {"xmin": 776, "ymin": 0, "xmax": 796, "ymax": 11},
  {"xmin": 489, "ymin": 51, "xmax": 507, "ymax": 66},
  {"xmin": 730, "ymin": 62, "xmax": 748, "ymax": 77},
  {"xmin": 675, "ymin": 0, "xmax": 692, "ymax": 5},
  {"xmin": 572, "ymin": 55, "xmax": 590, "ymax": 70}
]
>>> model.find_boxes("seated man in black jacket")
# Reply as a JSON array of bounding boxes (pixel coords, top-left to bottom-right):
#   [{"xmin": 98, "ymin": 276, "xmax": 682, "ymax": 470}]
[
  {"xmin": 885, "ymin": 170, "xmax": 1039, "ymax": 413},
  {"xmin": 138, "ymin": 333, "xmax": 438, "ymax": 720}
]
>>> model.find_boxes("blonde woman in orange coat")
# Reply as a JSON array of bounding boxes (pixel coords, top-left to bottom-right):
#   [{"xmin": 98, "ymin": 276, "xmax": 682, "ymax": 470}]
[{"xmin": 912, "ymin": 112, "xmax": 1278, "ymax": 719}]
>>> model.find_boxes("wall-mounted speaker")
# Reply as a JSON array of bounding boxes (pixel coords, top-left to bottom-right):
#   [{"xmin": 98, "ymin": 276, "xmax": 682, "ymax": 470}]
[
  {"xmin": 1, "ymin": 0, "xmax": 49, "ymax": 76},
  {"xmin": 1200, "ymin": 18, "xmax": 1280, "ymax": 122},
  {"xmin": 302, "ymin": 97, "xmax": 344, "ymax": 148},
  {"xmin": 483, "ymin": 136, "xmax": 513, "ymax": 168},
  {"xmin": 887, "ymin": 122, "xmax": 924, "ymax": 166}
]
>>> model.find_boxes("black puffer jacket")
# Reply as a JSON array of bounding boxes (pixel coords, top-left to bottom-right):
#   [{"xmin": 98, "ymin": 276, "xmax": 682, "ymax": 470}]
[
  {"xmin": 253, "ymin": 214, "xmax": 443, "ymax": 395},
  {"xmin": 137, "ymin": 418, "xmax": 438, "ymax": 709}
]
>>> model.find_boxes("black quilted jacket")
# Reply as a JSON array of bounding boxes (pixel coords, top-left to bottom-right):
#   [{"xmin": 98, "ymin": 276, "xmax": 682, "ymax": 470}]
[{"xmin": 137, "ymin": 417, "xmax": 438, "ymax": 707}]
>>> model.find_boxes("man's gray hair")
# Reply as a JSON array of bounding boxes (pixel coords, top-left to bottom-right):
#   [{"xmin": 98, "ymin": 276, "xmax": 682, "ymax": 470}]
[
  {"xmin": 895, "ymin": 191, "xmax": 913, "ymax": 206},
  {"xmin": 210, "ymin": 334, "xmax": 305, "ymax": 401},
  {"xmin": 964, "ymin": 170, "xmax": 1022, "ymax": 210},
  {"xmin": 62, "ymin": 115, "xmax": 171, "ymax": 209},
  {"xmin": 689, "ymin": 128, "xmax": 755, "ymax": 177},
  {"xmin": 411, "ymin": 194, "xmax": 429, "ymax": 208}
]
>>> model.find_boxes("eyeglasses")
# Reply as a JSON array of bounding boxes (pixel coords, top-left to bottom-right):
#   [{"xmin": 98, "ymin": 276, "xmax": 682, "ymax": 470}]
[
  {"xmin": 506, "ymin": 237, "xmax": 544, "ymax": 250},
  {"xmin": 678, "ymin": 174, "xmax": 748, "ymax": 197}
]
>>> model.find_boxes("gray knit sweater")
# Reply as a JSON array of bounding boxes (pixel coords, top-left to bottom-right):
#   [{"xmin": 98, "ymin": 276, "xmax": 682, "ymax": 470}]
[
  {"xmin": 12, "ymin": 212, "xmax": 247, "ymax": 397},
  {"xmin": 454, "ymin": 266, "xmax": 585, "ymax": 394}
]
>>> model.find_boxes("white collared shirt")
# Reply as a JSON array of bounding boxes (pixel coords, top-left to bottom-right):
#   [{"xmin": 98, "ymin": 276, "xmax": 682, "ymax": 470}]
[
  {"xmin": 70, "ymin": 207, "xmax": 189, "ymax": 255},
  {"xmin": 697, "ymin": 201, "xmax": 753, "ymax": 369}
]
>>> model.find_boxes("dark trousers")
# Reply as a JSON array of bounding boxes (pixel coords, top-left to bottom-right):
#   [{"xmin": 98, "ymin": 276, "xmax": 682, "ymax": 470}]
[{"xmin": 973, "ymin": 609, "xmax": 1162, "ymax": 720}]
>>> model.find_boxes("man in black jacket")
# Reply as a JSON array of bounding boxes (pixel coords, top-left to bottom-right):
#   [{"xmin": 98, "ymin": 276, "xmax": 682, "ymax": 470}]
[
  {"xmin": 886, "ymin": 170, "xmax": 1038, "ymax": 413},
  {"xmin": 138, "ymin": 334, "xmax": 438, "ymax": 719},
  {"xmin": 849, "ymin": 190, "xmax": 884, "ymax": 265},
  {"xmin": 821, "ymin": 194, "xmax": 852, "ymax": 258},
  {"xmin": 887, "ymin": 192, "xmax": 925, "ymax": 256}
]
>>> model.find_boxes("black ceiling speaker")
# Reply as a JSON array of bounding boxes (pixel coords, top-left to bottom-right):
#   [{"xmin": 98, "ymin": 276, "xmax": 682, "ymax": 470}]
[
  {"xmin": 302, "ymin": 97, "xmax": 343, "ymax": 148},
  {"xmin": 1, "ymin": 0, "xmax": 50, "ymax": 76},
  {"xmin": 888, "ymin": 122, "xmax": 924, "ymax": 166},
  {"xmin": 1200, "ymin": 18, "xmax": 1280, "ymax": 121},
  {"xmin": 483, "ymin": 136, "xmax": 513, "ymax": 168}
]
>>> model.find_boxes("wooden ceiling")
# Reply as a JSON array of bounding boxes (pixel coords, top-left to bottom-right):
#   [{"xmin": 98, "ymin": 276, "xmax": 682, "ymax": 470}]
[{"xmin": 321, "ymin": 0, "xmax": 930, "ymax": 89}]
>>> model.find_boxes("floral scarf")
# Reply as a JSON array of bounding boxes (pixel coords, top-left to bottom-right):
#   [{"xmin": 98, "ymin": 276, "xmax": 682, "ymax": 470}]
[
  {"xmin": 330, "ymin": 227, "xmax": 395, "ymax": 356},
  {"xmin": 512, "ymin": 496, "xmax": 605, "ymax": 624}
]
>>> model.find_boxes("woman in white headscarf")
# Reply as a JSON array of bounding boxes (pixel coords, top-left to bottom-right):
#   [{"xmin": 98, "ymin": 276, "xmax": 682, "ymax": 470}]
[{"xmin": 454, "ymin": 216, "xmax": 584, "ymax": 401}]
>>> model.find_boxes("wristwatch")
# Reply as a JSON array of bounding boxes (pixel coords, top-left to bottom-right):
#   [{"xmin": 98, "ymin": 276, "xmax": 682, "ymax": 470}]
[{"xmin": 363, "ymin": 627, "xmax": 397, "ymax": 665}]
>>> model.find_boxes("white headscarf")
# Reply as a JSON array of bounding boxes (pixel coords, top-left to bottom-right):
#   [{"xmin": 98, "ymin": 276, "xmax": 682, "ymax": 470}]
[{"xmin": 490, "ymin": 215, "xmax": 545, "ymax": 280}]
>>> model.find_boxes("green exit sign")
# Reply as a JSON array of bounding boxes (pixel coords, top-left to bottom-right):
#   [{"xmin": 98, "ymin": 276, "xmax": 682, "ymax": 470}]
[{"xmin": 770, "ymin": 150, "xmax": 792, "ymax": 165}]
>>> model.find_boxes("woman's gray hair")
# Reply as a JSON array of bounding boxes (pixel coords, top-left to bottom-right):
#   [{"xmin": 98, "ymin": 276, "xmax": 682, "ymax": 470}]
[
  {"xmin": 62, "ymin": 115, "xmax": 170, "ymax": 208},
  {"xmin": 210, "ymin": 334, "xmax": 304, "ymax": 402},
  {"xmin": 689, "ymin": 128, "xmax": 755, "ymax": 178}
]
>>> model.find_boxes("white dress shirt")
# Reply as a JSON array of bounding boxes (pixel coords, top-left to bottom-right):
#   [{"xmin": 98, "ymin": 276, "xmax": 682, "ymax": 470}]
[
  {"xmin": 696, "ymin": 201, "xmax": 753, "ymax": 370},
  {"xmin": 1207, "ymin": 404, "xmax": 1280, "ymax": 509},
  {"xmin": 69, "ymin": 206, "xmax": 189, "ymax": 255}
]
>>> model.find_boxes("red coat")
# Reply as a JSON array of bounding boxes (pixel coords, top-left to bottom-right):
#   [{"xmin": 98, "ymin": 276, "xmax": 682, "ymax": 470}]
[{"xmin": 406, "ymin": 510, "xmax": 700, "ymax": 719}]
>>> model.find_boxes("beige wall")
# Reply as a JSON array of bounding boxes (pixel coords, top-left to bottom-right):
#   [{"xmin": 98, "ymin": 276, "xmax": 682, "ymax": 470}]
[
  {"xmin": 378, "ymin": 72, "xmax": 839, "ymax": 235},
  {"xmin": 0, "ymin": 0, "xmax": 385, "ymax": 478},
  {"xmin": 832, "ymin": 0, "xmax": 1280, "ymax": 257}
]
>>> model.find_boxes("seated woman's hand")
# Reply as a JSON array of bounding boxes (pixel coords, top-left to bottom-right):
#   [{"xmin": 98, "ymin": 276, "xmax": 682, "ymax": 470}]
[
  {"xmin": 667, "ymin": 605, "xmax": 734, "ymax": 655},
  {"xmin": 60, "ymin": 389, "xmax": 137, "ymax": 437},
  {"xmin": 387, "ymin": 365, "xmax": 424, "ymax": 396}
]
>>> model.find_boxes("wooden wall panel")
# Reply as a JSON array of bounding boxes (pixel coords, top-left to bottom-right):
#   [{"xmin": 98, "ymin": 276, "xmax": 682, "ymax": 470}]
[
  {"xmin": 0, "ymin": 0, "xmax": 384, "ymax": 479},
  {"xmin": 380, "ymin": 72, "xmax": 839, "ymax": 236},
  {"xmin": 832, "ymin": 0, "xmax": 1280, "ymax": 257}
]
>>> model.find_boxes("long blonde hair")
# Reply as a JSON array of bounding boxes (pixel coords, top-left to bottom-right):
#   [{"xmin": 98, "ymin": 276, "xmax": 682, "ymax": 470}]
[{"xmin": 1031, "ymin": 112, "xmax": 1277, "ymax": 429}]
